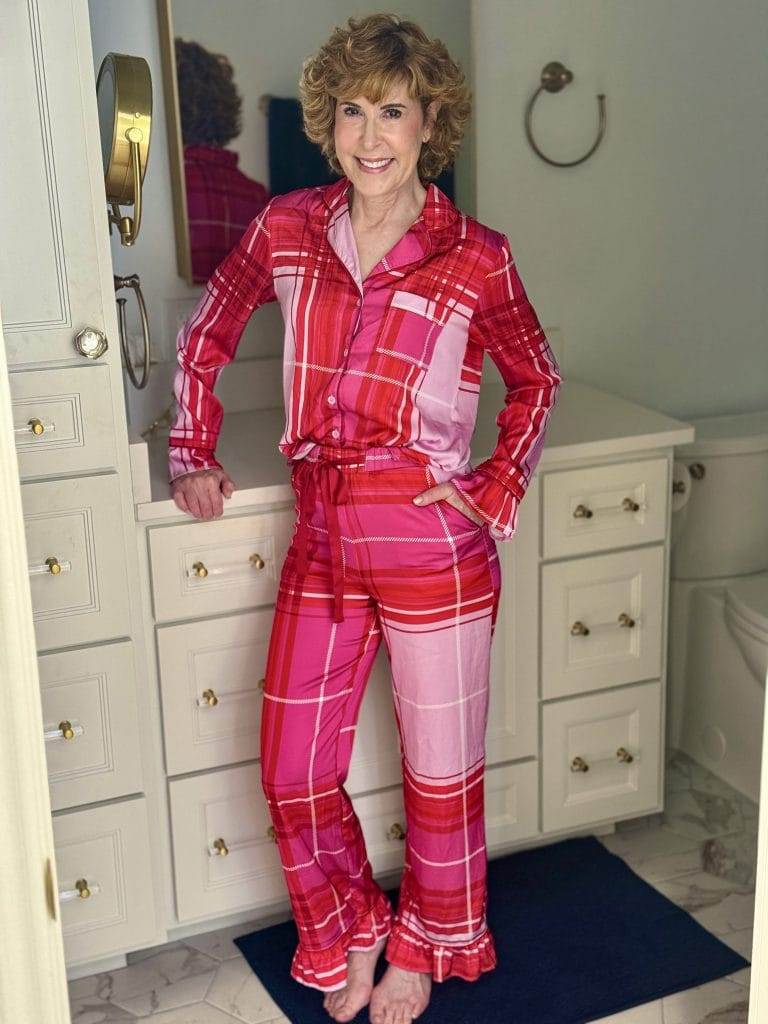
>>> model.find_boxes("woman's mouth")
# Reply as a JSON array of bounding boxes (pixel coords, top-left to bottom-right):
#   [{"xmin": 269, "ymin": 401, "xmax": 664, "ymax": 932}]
[{"xmin": 356, "ymin": 157, "xmax": 394, "ymax": 173}]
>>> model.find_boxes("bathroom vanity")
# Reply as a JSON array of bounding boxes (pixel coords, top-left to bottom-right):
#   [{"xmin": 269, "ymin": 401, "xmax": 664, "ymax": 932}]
[{"xmin": 82, "ymin": 377, "xmax": 691, "ymax": 973}]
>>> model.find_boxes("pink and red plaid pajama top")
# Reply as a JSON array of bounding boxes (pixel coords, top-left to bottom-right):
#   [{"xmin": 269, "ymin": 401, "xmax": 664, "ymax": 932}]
[{"xmin": 168, "ymin": 174, "xmax": 562, "ymax": 542}]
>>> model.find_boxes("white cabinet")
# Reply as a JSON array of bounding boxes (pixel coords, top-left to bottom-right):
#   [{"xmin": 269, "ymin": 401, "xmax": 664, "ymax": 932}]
[
  {"xmin": 130, "ymin": 444, "xmax": 676, "ymax": 959},
  {"xmin": 1, "ymin": 0, "xmax": 160, "ymax": 972}
]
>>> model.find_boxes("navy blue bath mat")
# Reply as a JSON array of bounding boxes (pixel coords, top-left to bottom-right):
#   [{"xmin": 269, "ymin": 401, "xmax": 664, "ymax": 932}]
[{"xmin": 234, "ymin": 834, "xmax": 750, "ymax": 1024}]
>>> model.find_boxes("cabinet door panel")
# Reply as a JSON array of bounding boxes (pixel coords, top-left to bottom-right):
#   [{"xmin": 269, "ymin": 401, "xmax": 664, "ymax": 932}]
[
  {"xmin": 23, "ymin": 473, "xmax": 131, "ymax": 650},
  {"xmin": 148, "ymin": 510, "xmax": 294, "ymax": 623},
  {"xmin": 53, "ymin": 797, "xmax": 157, "ymax": 965},
  {"xmin": 11, "ymin": 365, "xmax": 118, "ymax": 477},
  {"xmin": 543, "ymin": 457, "xmax": 668, "ymax": 559},
  {"xmin": 542, "ymin": 680, "xmax": 662, "ymax": 832},
  {"xmin": 542, "ymin": 544, "xmax": 665, "ymax": 699},
  {"xmin": 39, "ymin": 640, "xmax": 142, "ymax": 810}
]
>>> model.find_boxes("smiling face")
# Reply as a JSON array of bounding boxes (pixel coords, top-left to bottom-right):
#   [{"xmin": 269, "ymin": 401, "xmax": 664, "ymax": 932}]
[{"xmin": 333, "ymin": 79, "xmax": 438, "ymax": 198}]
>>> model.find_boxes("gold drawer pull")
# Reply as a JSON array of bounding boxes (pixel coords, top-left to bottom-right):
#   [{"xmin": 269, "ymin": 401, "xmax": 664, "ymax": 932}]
[
  {"xmin": 573, "ymin": 497, "xmax": 647, "ymax": 520},
  {"xmin": 387, "ymin": 822, "xmax": 406, "ymax": 841},
  {"xmin": 201, "ymin": 688, "xmax": 218, "ymax": 707},
  {"xmin": 570, "ymin": 612, "xmax": 640, "ymax": 636},
  {"xmin": 212, "ymin": 838, "xmax": 229, "ymax": 856},
  {"xmin": 29, "ymin": 556, "xmax": 72, "ymax": 577},
  {"xmin": 187, "ymin": 553, "xmax": 267, "ymax": 580},
  {"xmin": 44, "ymin": 719, "xmax": 84, "ymax": 742},
  {"xmin": 267, "ymin": 825, "xmax": 277, "ymax": 843},
  {"xmin": 571, "ymin": 749, "xmax": 638, "ymax": 772},
  {"xmin": 58, "ymin": 877, "xmax": 102, "ymax": 903},
  {"xmin": 14, "ymin": 417, "xmax": 57, "ymax": 437}
]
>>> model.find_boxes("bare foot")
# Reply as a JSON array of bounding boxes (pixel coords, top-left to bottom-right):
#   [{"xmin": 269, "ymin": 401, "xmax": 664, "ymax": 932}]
[
  {"xmin": 322, "ymin": 934, "xmax": 387, "ymax": 1022},
  {"xmin": 369, "ymin": 963, "xmax": 432, "ymax": 1023}
]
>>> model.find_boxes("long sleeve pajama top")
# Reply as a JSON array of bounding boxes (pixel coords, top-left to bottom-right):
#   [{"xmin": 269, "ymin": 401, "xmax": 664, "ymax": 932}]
[{"xmin": 168, "ymin": 174, "xmax": 562, "ymax": 540}]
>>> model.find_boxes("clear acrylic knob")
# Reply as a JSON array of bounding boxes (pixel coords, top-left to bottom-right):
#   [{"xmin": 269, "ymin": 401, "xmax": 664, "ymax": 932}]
[{"xmin": 73, "ymin": 326, "xmax": 108, "ymax": 359}]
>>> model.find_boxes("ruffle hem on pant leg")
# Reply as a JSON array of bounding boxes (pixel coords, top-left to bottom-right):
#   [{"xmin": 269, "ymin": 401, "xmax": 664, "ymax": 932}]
[
  {"xmin": 290, "ymin": 887, "xmax": 394, "ymax": 992},
  {"xmin": 384, "ymin": 920, "xmax": 498, "ymax": 983}
]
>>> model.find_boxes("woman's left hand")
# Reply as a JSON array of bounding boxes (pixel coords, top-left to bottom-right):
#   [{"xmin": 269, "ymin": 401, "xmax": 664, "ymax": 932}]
[{"xmin": 412, "ymin": 482, "xmax": 485, "ymax": 526}]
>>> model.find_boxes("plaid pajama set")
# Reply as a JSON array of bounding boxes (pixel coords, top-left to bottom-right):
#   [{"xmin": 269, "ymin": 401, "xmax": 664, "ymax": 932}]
[{"xmin": 168, "ymin": 175, "xmax": 562, "ymax": 991}]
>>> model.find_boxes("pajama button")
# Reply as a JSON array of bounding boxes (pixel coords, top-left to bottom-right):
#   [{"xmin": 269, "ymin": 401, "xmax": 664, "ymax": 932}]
[
  {"xmin": 331, "ymin": 428, "xmax": 340, "ymax": 438},
  {"xmin": 327, "ymin": 395, "xmax": 336, "ymax": 405}
]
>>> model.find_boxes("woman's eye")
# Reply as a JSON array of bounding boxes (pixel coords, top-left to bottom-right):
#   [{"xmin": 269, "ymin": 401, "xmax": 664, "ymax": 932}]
[{"xmin": 341, "ymin": 106, "xmax": 401, "ymax": 119}]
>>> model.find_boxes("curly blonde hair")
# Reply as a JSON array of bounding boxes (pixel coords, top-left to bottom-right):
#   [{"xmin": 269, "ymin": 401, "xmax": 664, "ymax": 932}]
[{"xmin": 298, "ymin": 12, "xmax": 472, "ymax": 182}]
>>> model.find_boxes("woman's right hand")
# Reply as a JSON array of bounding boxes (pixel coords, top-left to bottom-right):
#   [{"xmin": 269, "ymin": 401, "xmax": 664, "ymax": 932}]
[{"xmin": 170, "ymin": 467, "xmax": 236, "ymax": 520}]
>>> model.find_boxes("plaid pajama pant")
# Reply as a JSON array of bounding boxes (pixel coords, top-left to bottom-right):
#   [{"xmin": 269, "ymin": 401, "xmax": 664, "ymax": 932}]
[{"xmin": 259, "ymin": 444, "xmax": 502, "ymax": 992}]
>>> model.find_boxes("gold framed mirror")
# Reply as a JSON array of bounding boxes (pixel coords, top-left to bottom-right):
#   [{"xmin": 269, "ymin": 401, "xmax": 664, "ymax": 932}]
[{"xmin": 96, "ymin": 52, "xmax": 153, "ymax": 246}]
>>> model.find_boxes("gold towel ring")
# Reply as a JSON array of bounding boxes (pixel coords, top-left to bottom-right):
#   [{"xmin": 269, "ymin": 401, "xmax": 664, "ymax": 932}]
[{"xmin": 525, "ymin": 61, "xmax": 606, "ymax": 167}]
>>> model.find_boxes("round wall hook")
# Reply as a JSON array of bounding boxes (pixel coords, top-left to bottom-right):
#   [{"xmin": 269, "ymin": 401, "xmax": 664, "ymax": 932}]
[{"xmin": 524, "ymin": 61, "xmax": 606, "ymax": 167}]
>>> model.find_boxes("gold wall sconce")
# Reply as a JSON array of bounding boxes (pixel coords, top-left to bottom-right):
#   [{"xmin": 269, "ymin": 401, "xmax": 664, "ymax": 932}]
[{"xmin": 96, "ymin": 52, "xmax": 153, "ymax": 245}]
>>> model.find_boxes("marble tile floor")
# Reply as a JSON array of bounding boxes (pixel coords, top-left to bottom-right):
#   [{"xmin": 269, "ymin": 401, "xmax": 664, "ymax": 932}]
[{"xmin": 68, "ymin": 747, "xmax": 757, "ymax": 1024}]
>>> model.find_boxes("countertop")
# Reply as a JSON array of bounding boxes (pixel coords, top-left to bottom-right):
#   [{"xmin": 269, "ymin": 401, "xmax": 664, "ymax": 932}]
[{"xmin": 132, "ymin": 378, "xmax": 695, "ymax": 522}]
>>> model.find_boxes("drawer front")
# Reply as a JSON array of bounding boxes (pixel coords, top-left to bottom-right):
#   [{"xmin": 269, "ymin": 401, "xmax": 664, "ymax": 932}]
[
  {"xmin": 542, "ymin": 544, "xmax": 665, "ymax": 699},
  {"xmin": 39, "ymin": 640, "xmax": 143, "ymax": 811},
  {"xmin": 159, "ymin": 612, "xmax": 403, "ymax": 788},
  {"xmin": 53, "ymin": 797, "xmax": 157, "ymax": 965},
  {"xmin": 542, "ymin": 457, "xmax": 668, "ymax": 559},
  {"xmin": 158, "ymin": 608, "xmax": 275, "ymax": 776},
  {"xmin": 485, "ymin": 759, "xmax": 539, "ymax": 850},
  {"xmin": 148, "ymin": 509, "xmax": 294, "ymax": 623},
  {"xmin": 11, "ymin": 364, "xmax": 117, "ymax": 478},
  {"xmin": 22, "ymin": 474, "xmax": 132, "ymax": 651},
  {"xmin": 354, "ymin": 784, "xmax": 408, "ymax": 875},
  {"xmin": 168, "ymin": 763, "xmax": 286, "ymax": 922},
  {"xmin": 541, "ymin": 680, "xmax": 662, "ymax": 832}
]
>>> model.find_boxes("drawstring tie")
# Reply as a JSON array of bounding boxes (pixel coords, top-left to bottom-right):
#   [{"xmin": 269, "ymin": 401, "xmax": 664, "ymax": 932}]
[{"xmin": 294, "ymin": 458, "xmax": 351, "ymax": 624}]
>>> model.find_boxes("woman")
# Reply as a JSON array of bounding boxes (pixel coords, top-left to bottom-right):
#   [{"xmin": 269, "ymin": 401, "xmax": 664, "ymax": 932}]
[{"xmin": 168, "ymin": 13, "xmax": 562, "ymax": 1024}]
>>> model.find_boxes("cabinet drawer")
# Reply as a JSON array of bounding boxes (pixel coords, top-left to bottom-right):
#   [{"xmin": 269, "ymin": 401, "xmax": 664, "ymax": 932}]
[
  {"xmin": 10, "ymin": 364, "xmax": 117, "ymax": 478},
  {"xmin": 168, "ymin": 763, "xmax": 286, "ymax": 922},
  {"xmin": 541, "ymin": 680, "xmax": 662, "ymax": 832},
  {"xmin": 158, "ymin": 608, "xmax": 275, "ymax": 776},
  {"xmin": 542, "ymin": 457, "xmax": 668, "ymax": 559},
  {"xmin": 354, "ymin": 784, "xmax": 408, "ymax": 875},
  {"xmin": 148, "ymin": 509, "xmax": 294, "ymax": 623},
  {"xmin": 485, "ymin": 760, "xmax": 539, "ymax": 850},
  {"xmin": 53, "ymin": 797, "xmax": 157, "ymax": 965},
  {"xmin": 22, "ymin": 473, "xmax": 131, "ymax": 651},
  {"xmin": 542, "ymin": 545, "xmax": 665, "ymax": 699},
  {"xmin": 39, "ymin": 640, "xmax": 143, "ymax": 811}
]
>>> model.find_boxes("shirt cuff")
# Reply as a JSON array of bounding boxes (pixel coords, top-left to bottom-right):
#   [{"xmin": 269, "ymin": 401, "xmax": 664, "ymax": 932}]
[
  {"xmin": 168, "ymin": 446, "xmax": 223, "ymax": 483},
  {"xmin": 450, "ymin": 468, "xmax": 522, "ymax": 541}
]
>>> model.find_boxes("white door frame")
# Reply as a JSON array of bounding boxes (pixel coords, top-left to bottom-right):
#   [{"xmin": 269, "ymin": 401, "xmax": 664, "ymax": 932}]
[{"xmin": 0, "ymin": 300, "xmax": 71, "ymax": 1022}]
